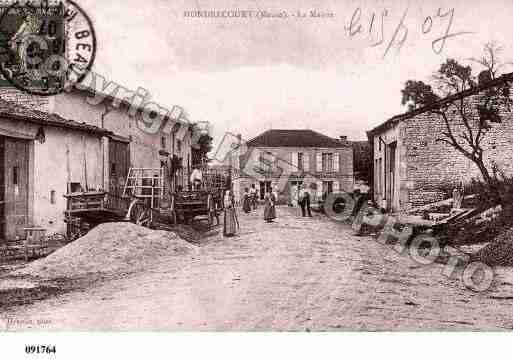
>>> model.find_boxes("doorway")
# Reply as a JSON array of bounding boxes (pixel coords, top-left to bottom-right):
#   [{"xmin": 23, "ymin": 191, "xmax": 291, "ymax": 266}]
[
  {"xmin": 0, "ymin": 136, "xmax": 30, "ymax": 243},
  {"xmin": 109, "ymin": 139, "xmax": 130, "ymax": 197},
  {"xmin": 259, "ymin": 181, "xmax": 272, "ymax": 200},
  {"xmin": 322, "ymin": 181, "xmax": 333, "ymax": 194},
  {"xmin": 386, "ymin": 141, "xmax": 397, "ymax": 211}
]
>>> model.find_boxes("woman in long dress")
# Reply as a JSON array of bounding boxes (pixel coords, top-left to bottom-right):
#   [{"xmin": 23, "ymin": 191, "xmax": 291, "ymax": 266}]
[
  {"xmin": 223, "ymin": 189, "xmax": 238, "ymax": 237},
  {"xmin": 291, "ymin": 184, "xmax": 298, "ymax": 207},
  {"xmin": 242, "ymin": 188, "xmax": 251, "ymax": 213},
  {"xmin": 263, "ymin": 189, "xmax": 276, "ymax": 223}
]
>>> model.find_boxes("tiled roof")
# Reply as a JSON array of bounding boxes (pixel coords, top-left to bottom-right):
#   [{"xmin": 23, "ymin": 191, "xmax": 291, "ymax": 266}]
[
  {"xmin": 367, "ymin": 72, "xmax": 513, "ymax": 137},
  {"xmin": 247, "ymin": 129, "xmax": 348, "ymax": 148},
  {"xmin": 0, "ymin": 98, "xmax": 110, "ymax": 136}
]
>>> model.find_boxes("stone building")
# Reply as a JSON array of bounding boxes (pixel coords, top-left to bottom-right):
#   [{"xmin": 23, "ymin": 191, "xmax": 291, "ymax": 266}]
[
  {"xmin": 229, "ymin": 129, "xmax": 353, "ymax": 204},
  {"xmin": 367, "ymin": 73, "xmax": 513, "ymax": 213}
]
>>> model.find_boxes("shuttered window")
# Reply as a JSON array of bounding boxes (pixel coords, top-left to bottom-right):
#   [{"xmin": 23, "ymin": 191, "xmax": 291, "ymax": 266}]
[
  {"xmin": 316, "ymin": 152, "xmax": 322, "ymax": 172},
  {"xmin": 322, "ymin": 153, "xmax": 333, "ymax": 172},
  {"xmin": 291, "ymin": 152, "xmax": 298, "ymax": 170}
]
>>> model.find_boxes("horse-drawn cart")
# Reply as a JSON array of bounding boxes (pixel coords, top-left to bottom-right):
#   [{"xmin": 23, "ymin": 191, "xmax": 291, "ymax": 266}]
[
  {"xmin": 64, "ymin": 165, "xmax": 230, "ymax": 236},
  {"xmin": 169, "ymin": 166, "xmax": 229, "ymax": 229},
  {"xmin": 171, "ymin": 190, "xmax": 220, "ymax": 228}
]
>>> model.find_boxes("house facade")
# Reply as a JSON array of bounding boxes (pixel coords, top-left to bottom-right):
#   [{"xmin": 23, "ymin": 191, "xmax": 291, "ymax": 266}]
[
  {"xmin": 367, "ymin": 73, "xmax": 513, "ymax": 213},
  {"xmin": 51, "ymin": 88, "xmax": 194, "ymax": 194},
  {"xmin": 0, "ymin": 85, "xmax": 194, "ymax": 243},
  {"xmin": 0, "ymin": 98, "xmax": 108, "ymax": 243},
  {"xmin": 230, "ymin": 129, "xmax": 353, "ymax": 204}
]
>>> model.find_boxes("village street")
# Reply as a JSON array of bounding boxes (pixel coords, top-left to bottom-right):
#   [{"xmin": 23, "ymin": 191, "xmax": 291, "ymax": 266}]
[{"xmin": 3, "ymin": 207, "xmax": 513, "ymax": 331}]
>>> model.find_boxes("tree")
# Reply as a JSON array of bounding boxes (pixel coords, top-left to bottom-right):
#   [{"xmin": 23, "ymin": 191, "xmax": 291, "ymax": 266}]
[
  {"xmin": 190, "ymin": 123, "xmax": 213, "ymax": 166},
  {"xmin": 401, "ymin": 80, "xmax": 440, "ymax": 111},
  {"xmin": 400, "ymin": 43, "xmax": 513, "ymax": 202}
]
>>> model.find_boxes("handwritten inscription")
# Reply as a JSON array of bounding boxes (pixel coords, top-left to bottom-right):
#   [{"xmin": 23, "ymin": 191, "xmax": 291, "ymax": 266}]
[
  {"xmin": 184, "ymin": 6, "xmax": 472, "ymax": 57},
  {"xmin": 346, "ymin": 6, "xmax": 473, "ymax": 58}
]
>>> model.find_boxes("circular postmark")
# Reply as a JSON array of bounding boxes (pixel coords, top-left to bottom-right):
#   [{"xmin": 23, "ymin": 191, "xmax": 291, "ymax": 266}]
[{"xmin": 0, "ymin": 0, "xmax": 96, "ymax": 96}]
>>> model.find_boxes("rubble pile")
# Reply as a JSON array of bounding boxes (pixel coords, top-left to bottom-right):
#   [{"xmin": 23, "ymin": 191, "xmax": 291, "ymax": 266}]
[
  {"xmin": 474, "ymin": 228, "xmax": 513, "ymax": 266},
  {"xmin": 16, "ymin": 222, "xmax": 197, "ymax": 279}
]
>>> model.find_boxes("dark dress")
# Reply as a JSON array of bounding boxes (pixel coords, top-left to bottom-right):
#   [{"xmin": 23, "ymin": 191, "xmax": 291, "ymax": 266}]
[
  {"xmin": 223, "ymin": 194, "xmax": 237, "ymax": 237},
  {"xmin": 242, "ymin": 193, "xmax": 251, "ymax": 213},
  {"xmin": 300, "ymin": 191, "xmax": 313, "ymax": 217},
  {"xmin": 263, "ymin": 192, "xmax": 276, "ymax": 222}
]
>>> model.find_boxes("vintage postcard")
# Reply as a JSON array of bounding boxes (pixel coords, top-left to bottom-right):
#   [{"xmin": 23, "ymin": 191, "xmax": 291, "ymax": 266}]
[{"xmin": 1, "ymin": 0, "xmax": 513, "ymax": 344}]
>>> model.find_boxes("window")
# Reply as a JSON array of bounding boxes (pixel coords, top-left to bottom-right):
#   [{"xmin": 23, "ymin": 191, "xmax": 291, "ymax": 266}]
[
  {"xmin": 322, "ymin": 153, "xmax": 333, "ymax": 172},
  {"xmin": 12, "ymin": 166, "xmax": 18, "ymax": 185},
  {"xmin": 161, "ymin": 136, "xmax": 166, "ymax": 149},
  {"xmin": 258, "ymin": 151, "xmax": 274, "ymax": 172},
  {"xmin": 68, "ymin": 182, "xmax": 82, "ymax": 193},
  {"xmin": 297, "ymin": 152, "xmax": 304, "ymax": 170},
  {"xmin": 176, "ymin": 139, "xmax": 182, "ymax": 153}
]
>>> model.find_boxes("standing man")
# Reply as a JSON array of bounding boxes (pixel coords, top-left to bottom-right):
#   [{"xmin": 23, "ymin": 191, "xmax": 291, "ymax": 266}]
[
  {"xmin": 272, "ymin": 185, "xmax": 279, "ymax": 205},
  {"xmin": 300, "ymin": 184, "xmax": 312, "ymax": 217},
  {"xmin": 250, "ymin": 184, "xmax": 258, "ymax": 210},
  {"xmin": 190, "ymin": 165, "xmax": 203, "ymax": 190}
]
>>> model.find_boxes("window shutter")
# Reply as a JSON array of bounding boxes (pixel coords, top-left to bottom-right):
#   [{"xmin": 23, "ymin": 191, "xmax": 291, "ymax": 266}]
[
  {"xmin": 316, "ymin": 152, "xmax": 322, "ymax": 172},
  {"xmin": 316, "ymin": 181, "xmax": 323, "ymax": 198},
  {"xmin": 303, "ymin": 153, "xmax": 309, "ymax": 171},
  {"xmin": 333, "ymin": 181, "xmax": 340, "ymax": 193},
  {"xmin": 333, "ymin": 153, "xmax": 339, "ymax": 172},
  {"xmin": 291, "ymin": 152, "xmax": 298, "ymax": 171}
]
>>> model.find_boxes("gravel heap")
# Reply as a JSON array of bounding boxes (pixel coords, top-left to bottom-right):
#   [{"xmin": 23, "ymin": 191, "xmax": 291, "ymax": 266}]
[
  {"xmin": 474, "ymin": 228, "xmax": 513, "ymax": 266},
  {"xmin": 16, "ymin": 222, "xmax": 197, "ymax": 279}
]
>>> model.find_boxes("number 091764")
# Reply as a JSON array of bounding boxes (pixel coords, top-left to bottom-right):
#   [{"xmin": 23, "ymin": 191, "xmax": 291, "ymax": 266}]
[{"xmin": 25, "ymin": 345, "xmax": 56, "ymax": 355}]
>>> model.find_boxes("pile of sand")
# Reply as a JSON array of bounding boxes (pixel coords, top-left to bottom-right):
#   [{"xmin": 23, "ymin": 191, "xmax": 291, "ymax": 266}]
[
  {"xmin": 474, "ymin": 228, "xmax": 513, "ymax": 266},
  {"xmin": 16, "ymin": 222, "xmax": 197, "ymax": 279}
]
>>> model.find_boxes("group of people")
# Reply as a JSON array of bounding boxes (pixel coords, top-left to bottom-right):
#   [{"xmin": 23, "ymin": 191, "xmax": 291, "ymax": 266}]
[
  {"xmin": 241, "ymin": 184, "xmax": 278, "ymax": 223},
  {"xmin": 242, "ymin": 184, "xmax": 259, "ymax": 213},
  {"xmin": 223, "ymin": 184, "xmax": 279, "ymax": 237},
  {"xmin": 292, "ymin": 184, "xmax": 313, "ymax": 217}
]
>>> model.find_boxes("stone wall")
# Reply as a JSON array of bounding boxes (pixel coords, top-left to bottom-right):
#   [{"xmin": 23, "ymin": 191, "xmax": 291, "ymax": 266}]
[{"xmin": 401, "ymin": 89, "xmax": 513, "ymax": 209}]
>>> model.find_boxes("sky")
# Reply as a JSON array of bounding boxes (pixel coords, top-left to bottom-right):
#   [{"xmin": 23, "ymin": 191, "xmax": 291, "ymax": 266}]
[{"xmin": 77, "ymin": 0, "xmax": 513, "ymax": 148}]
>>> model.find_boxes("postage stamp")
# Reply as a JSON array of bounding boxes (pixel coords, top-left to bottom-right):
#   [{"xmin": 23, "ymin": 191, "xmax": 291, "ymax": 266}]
[{"xmin": 0, "ymin": 0, "xmax": 96, "ymax": 95}]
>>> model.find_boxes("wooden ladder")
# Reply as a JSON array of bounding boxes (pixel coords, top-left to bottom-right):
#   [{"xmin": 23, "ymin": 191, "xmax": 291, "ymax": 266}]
[{"xmin": 122, "ymin": 168, "xmax": 165, "ymax": 209}]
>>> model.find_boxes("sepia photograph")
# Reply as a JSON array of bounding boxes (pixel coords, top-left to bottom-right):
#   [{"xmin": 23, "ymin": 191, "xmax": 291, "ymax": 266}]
[{"xmin": 1, "ymin": 0, "xmax": 513, "ymax": 351}]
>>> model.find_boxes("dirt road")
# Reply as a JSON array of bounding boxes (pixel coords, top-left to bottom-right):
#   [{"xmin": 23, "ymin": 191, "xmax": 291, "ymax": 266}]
[{"xmin": 3, "ymin": 206, "xmax": 513, "ymax": 330}]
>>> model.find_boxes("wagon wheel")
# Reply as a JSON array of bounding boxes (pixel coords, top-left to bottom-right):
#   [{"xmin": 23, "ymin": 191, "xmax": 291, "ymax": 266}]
[{"xmin": 127, "ymin": 200, "xmax": 152, "ymax": 227}]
